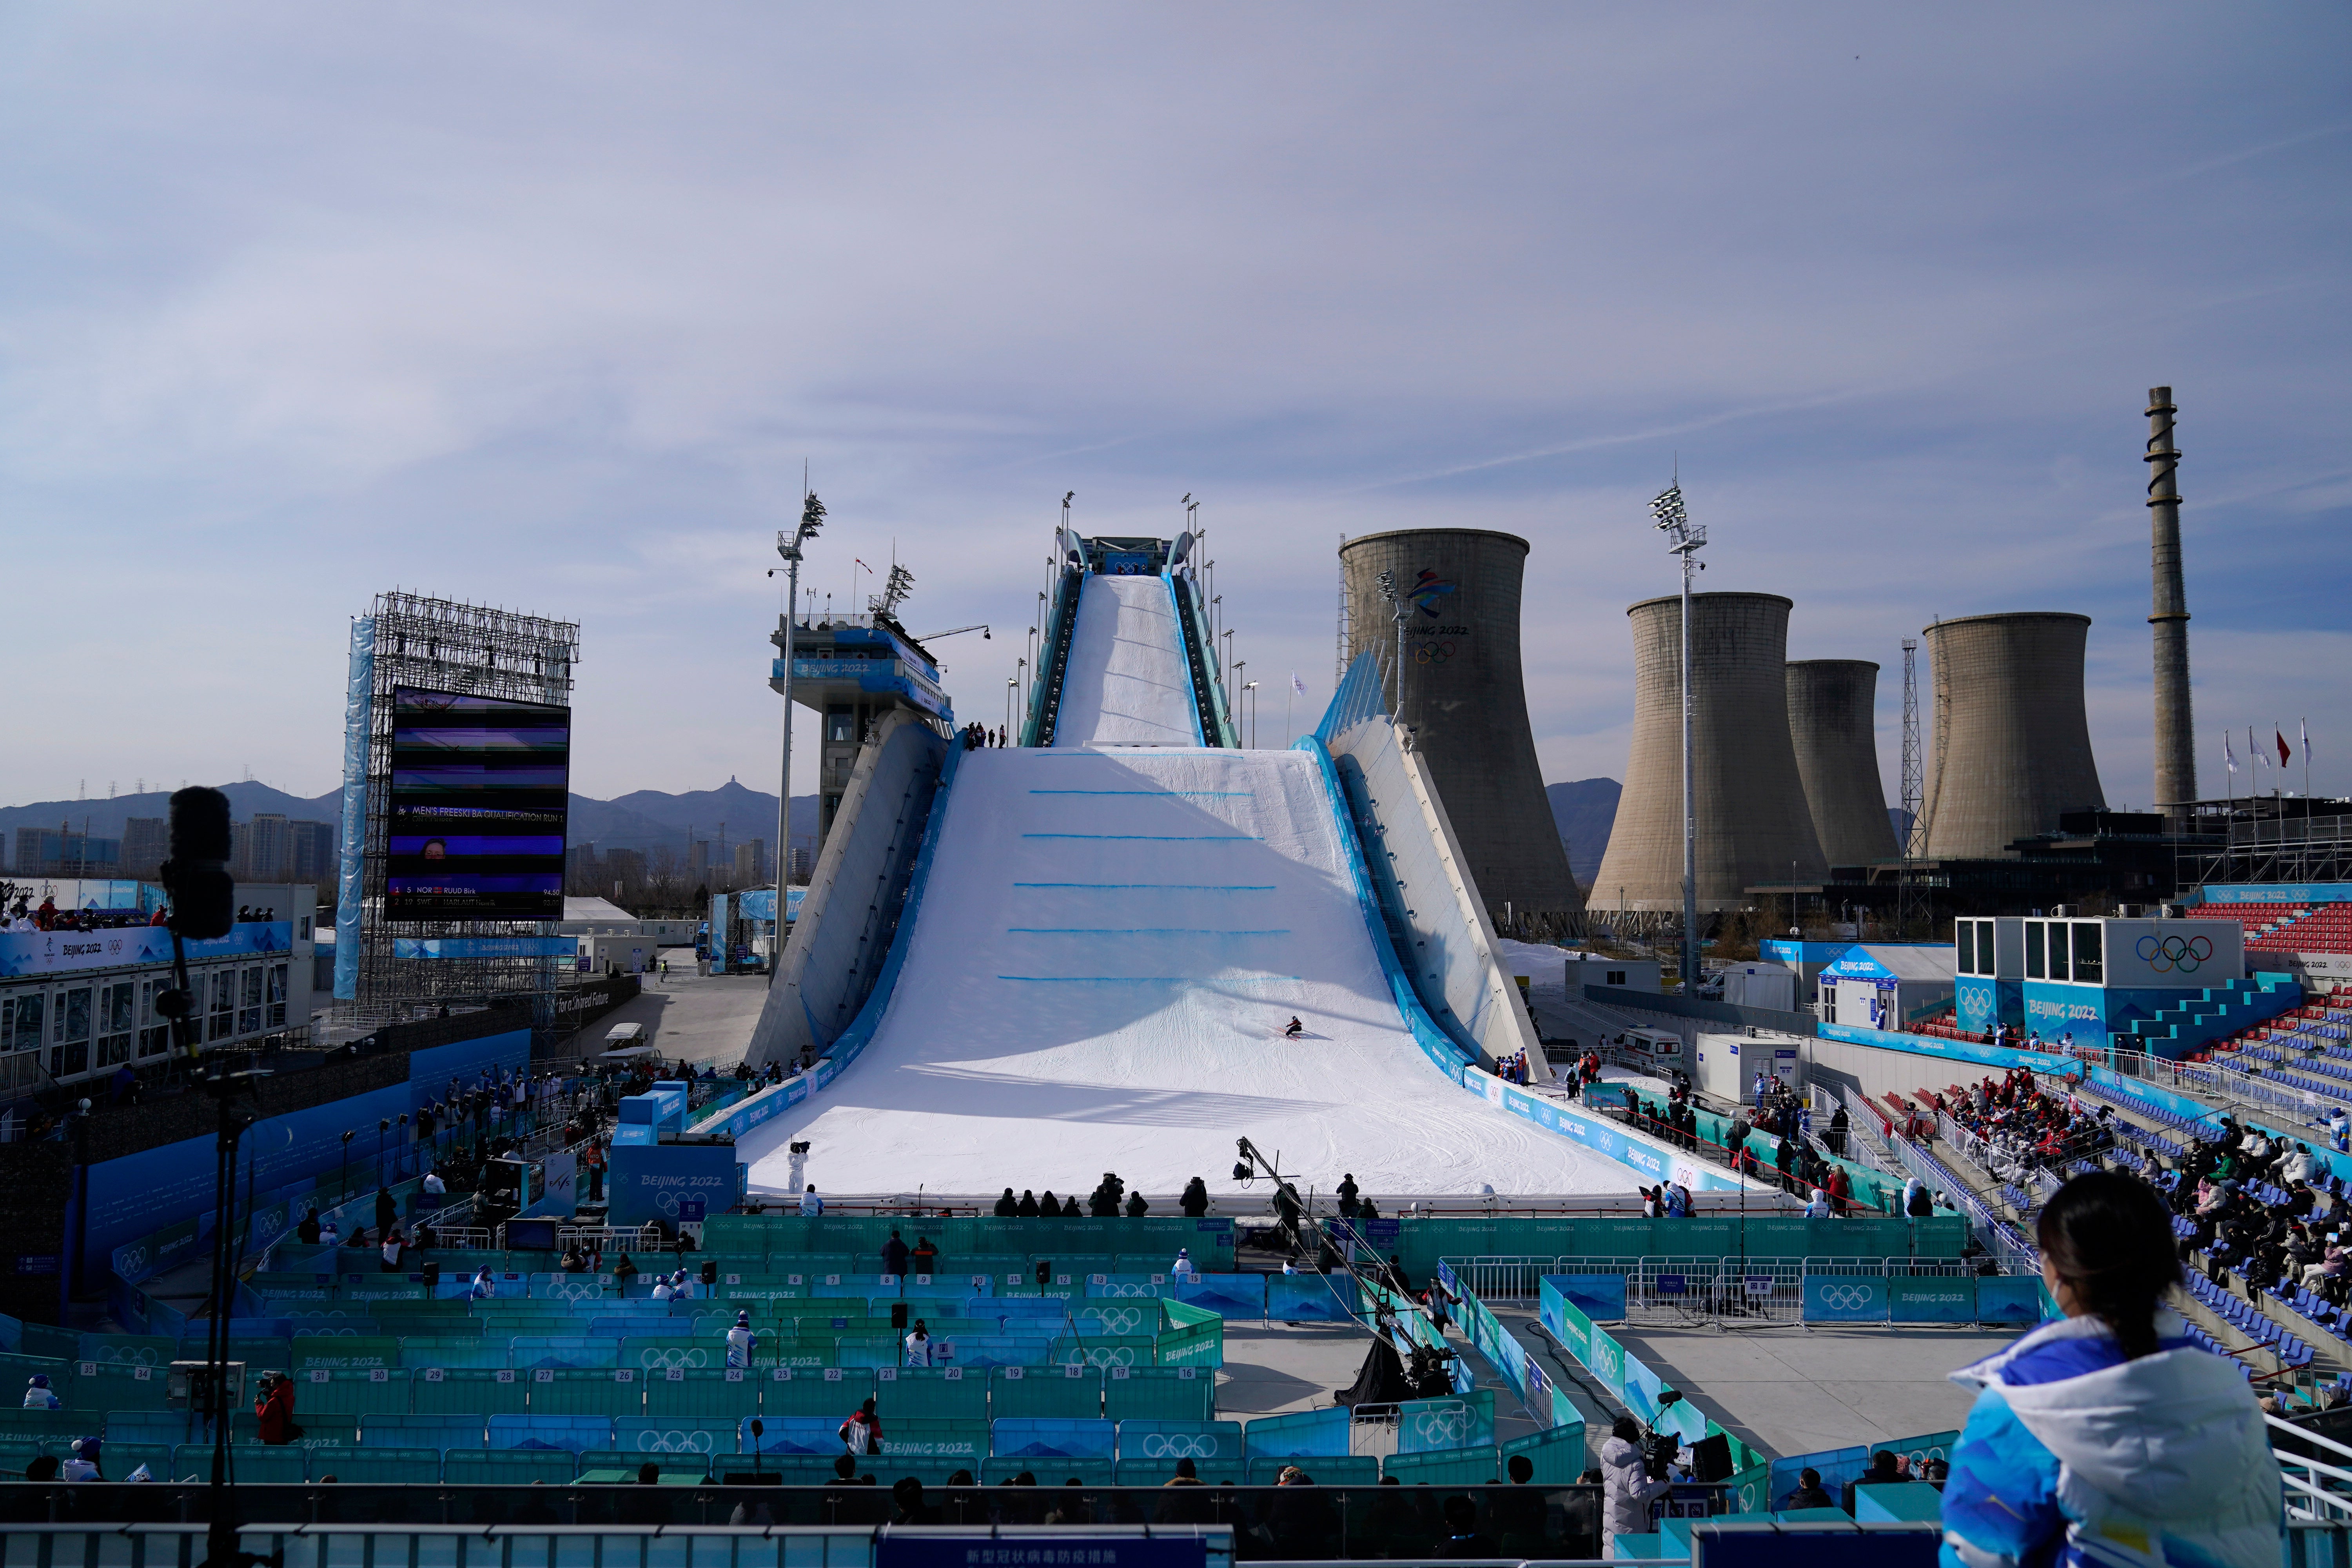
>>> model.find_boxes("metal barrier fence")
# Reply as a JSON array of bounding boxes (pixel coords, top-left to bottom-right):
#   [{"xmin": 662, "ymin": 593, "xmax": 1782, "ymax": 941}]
[
  {"xmin": 1447, "ymin": 1254, "xmax": 1992, "ymax": 1328},
  {"xmin": 0, "ymin": 1521, "xmax": 1238, "ymax": 1568}
]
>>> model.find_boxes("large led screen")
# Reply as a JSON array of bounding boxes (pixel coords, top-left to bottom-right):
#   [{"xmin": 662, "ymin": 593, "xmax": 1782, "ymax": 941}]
[{"xmin": 387, "ymin": 687, "xmax": 570, "ymax": 920}]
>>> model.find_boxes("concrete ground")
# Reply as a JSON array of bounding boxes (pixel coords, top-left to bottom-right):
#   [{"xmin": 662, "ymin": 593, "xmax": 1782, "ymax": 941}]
[
  {"xmin": 1488, "ymin": 1299, "xmax": 2020, "ymax": 1461},
  {"xmin": 1214, "ymin": 1316, "xmax": 1547, "ymax": 1463},
  {"xmin": 561, "ymin": 948, "xmax": 768, "ymax": 1070}
]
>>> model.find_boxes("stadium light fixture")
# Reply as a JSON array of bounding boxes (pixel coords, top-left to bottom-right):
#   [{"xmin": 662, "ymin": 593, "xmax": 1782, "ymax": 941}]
[
  {"xmin": 1650, "ymin": 483, "xmax": 1705, "ymax": 993},
  {"xmin": 774, "ymin": 492, "xmax": 826, "ymax": 920}
]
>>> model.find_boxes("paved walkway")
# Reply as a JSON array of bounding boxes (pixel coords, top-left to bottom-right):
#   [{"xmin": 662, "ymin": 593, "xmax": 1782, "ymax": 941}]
[{"xmin": 560, "ymin": 948, "xmax": 768, "ymax": 1070}]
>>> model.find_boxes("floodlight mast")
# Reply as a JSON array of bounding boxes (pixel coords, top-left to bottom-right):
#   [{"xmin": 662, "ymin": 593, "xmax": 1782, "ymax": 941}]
[
  {"xmin": 773, "ymin": 492, "xmax": 825, "ymax": 924},
  {"xmin": 1649, "ymin": 484, "xmax": 1706, "ymax": 992}
]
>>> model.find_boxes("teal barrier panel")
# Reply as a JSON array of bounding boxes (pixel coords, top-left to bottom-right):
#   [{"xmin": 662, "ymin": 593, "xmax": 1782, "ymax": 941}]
[
  {"xmin": 1501, "ymin": 1421, "xmax": 1586, "ymax": 1483},
  {"xmin": 1073, "ymin": 1303, "xmax": 1160, "ymax": 1339},
  {"xmin": 1803, "ymin": 1276, "xmax": 1890, "ymax": 1323},
  {"xmin": 1396, "ymin": 1389, "xmax": 1495, "ymax": 1454},
  {"xmin": 1550, "ymin": 1274, "xmax": 1626, "ymax": 1323},
  {"xmin": 1115, "ymin": 1420, "xmax": 1243, "ymax": 1464},
  {"xmin": 1242, "ymin": 1405, "xmax": 1350, "ymax": 1458},
  {"xmin": 1889, "ymin": 1277, "xmax": 1976, "ymax": 1324},
  {"xmin": 1266, "ymin": 1273, "xmax": 1358, "ymax": 1323},
  {"xmin": 1172, "ymin": 1276, "xmax": 1265, "ymax": 1320},
  {"xmin": 991, "ymin": 1417, "xmax": 1114, "ymax": 1460},
  {"xmin": 1974, "ymin": 1276, "xmax": 2043, "ymax": 1324}
]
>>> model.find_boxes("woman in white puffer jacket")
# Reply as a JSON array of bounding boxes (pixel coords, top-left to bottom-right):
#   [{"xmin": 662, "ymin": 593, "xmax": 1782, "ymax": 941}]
[{"xmin": 1599, "ymin": 1414, "xmax": 1673, "ymax": 1552}]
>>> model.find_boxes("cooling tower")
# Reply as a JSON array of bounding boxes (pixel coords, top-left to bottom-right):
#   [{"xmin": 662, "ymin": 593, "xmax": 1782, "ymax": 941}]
[
  {"xmin": 1786, "ymin": 660, "xmax": 1901, "ymax": 867},
  {"xmin": 1591, "ymin": 592, "xmax": 1826, "ymax": 913},
  {"xmin": 1916, "ymin": 612, "xmax": 2106, "ymax": 859},
  {"xmin": 1338, "ymin": 529, "xmax": 1583, "ymax": 934}
]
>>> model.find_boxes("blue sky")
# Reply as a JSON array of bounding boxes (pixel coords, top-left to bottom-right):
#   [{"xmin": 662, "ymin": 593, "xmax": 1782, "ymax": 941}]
[{"xmin": 2, "ymin": 5, "xmax": 2345, "ymax": 811}]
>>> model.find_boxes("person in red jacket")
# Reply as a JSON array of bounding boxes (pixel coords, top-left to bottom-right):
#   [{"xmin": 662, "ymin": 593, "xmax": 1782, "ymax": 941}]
[{"xmin": 253, "ymin": 1372, "xmax": 298, "ymax": 1445}]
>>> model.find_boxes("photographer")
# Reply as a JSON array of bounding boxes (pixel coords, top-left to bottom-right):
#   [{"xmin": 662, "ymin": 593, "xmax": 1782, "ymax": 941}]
[
  {"xmin": 1600, "ymin": 1416, "xmax": 1673, "ymax": 1555},
  {"xmin": 252, "ymin": 1371, "xmax": 299, "ymax": 1446}
]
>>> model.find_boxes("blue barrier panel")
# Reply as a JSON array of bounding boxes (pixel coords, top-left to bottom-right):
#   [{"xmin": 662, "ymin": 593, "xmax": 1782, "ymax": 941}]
[
  {"xmin": 991, "ymin": 1417, "xmax": 1115, "ymax": 1460},
  {"xmin": 1889, "ymin": 1277, "xmax": 1976, "ymax": 1324},
  {"xmin": 488, "ymin": 1414, "xmax": 613, "ymax": 1453},
  {"xmin": 1768, "ymin": 1444, "xmax": 1870, "ymax": 1513},
  {"xmin": 1396, "ymin": 1389, "xmax": 1495, "ymax": 1454},
  {"xmin": 1242, "ymin": 1405, "xmax": 1350, "ymax": 1458},
  {"xmin": 1172, "ymin": 1276, "xmax": 1265, "ymax": 1320},
  {"xmin": 1266, "ymin": 1274, "xmax": 1357, "ymax": 1323},
  {"xmin": 1115, "ymin": 1421, "xmax": 1243, "ymax": 1463},
  {"xmin": 940, "ymin": 1336, "xmax": 1054, "ymax": 1369},
  {"xmin": 990, "ymin": 1298, "xmax": 1080, "ymax": 1319},
  {"xmin": 1803, "ymin": 1276, "xmax": 1890, "ymax": 1324},
  {"xmin": 1974, "ymin": 1277, "xmax": 2044, "ymax": 1324},
  {"xmin": 1550, "ymin": 1274, "xmax": 1627, "ymax": 1323}
]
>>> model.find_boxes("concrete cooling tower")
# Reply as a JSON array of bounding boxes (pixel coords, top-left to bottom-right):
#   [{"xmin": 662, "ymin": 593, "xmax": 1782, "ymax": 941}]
[
  {"xmin": 1786, "ymin": 660, "xmax": 1900, "ymax": 867},
  {"xmin": 1591, "ymin": 592, "xmax": 1826, "ymax": 912},
  {"xmin": 1917, "ymin": 612, "xmax": 2106, "ymax": 859},
  {"xmin": 1338, "ymin": 529, "xmax": 1583, "ymax": 934}
]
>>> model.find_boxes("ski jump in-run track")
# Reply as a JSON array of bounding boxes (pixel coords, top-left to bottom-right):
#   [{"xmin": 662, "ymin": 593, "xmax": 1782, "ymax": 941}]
[{"xmin": 737, "ymin": 571, "xmax": 1632, "ymax": 1200}]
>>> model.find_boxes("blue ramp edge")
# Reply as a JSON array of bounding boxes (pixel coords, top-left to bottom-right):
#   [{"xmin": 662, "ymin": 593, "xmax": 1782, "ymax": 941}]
[
  {"xmin": 1163, "ymin": 571, "xmax": 1207, "ymax": 746},
  {"xmin": 1294, "ymin": 734, "xmax": 1477, "ymax": 1084},
  {"xmin": 802, "ymin": 737, "xmax": 965, "ymax": 1097}
]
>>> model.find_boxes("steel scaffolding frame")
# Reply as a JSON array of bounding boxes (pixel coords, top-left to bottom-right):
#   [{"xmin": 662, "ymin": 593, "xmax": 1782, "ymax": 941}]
[{"xmin": 353, "ymin": 592, "xmax": 581, "ymax": 1030}]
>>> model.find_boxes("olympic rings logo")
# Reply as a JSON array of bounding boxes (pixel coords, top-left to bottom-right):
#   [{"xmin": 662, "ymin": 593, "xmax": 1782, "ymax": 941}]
[
  {"xmin": 637, "ymin": 1347, "xmax": 709, "ymax": 1370},
  {"xmin": 93, "ymin": 1345, "xmax": 161, "ymax": 1367},
  {"xmin": 1067, "ymin": 1346, "xmax": 1138, "ymax": 1368},
  {"xmin": 1414, "ymin": 642, "xmax": 1456, "ymax": 665},
  {"xmin": 2136, "ymin": 934, "xmax": 2213, "ymax": 973},
  {"xmin": 544, "ymin": 1281, "xmax": 600, "ymax": 1301},
  {"xmin": 1096, "ymin": 1284, "xmax": 1158, "ymax": 1299},
  {"xmin": 632, "ymin": 1430, "xmax": 716, "ymax": 1455},
  {"xmin": 1412, "ymin": 1405, "xmax": 1472, "ymax": 1445},
  {"xmin": 116, "ymin": 1247, "xmax": 149, "ymax": 1277},
  {"xmin": 1138, "ymin": 1434, "xmax": 1224, "ymax": 1459},
  {"xmin": 1817, "ymin": 1283, "xmax": 1878, "ymax": 1310},
  {"xmin": 1085, "ymin": 1308, "xmax": 1147, "ymax": 1336}
]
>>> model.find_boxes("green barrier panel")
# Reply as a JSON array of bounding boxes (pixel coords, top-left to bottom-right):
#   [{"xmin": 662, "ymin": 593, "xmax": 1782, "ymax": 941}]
[
  {"xmin": 1383, "ymin": 1447, "xmax": 1499, "ymax": 1484},
  {"xmin": 1500, "ymin": 1422, "xmax": 1586, "ymax": 1484}
]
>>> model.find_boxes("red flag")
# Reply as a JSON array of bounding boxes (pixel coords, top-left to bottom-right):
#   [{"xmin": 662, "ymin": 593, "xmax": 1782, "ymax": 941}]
[{"xmin": 2277, "ymin": 729, "xmax": 2293, "ymax": 767}]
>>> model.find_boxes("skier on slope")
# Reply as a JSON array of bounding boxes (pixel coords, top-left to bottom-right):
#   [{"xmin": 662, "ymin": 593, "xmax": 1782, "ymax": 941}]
[{"xmin": 1283, "ymin": 1017, "xmax": 1304, "ymax": 1039}]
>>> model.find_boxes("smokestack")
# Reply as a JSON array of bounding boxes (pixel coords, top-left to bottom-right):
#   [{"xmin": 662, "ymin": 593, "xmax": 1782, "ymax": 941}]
[
  {"xmin": 1917, "ymin": 612, "xmax": 2106, "ymax": 858},
  {"xmin": 1786, "ymin": 661, "xmax": 1901, "ymax": 867},
  {"xmin": 2147, "ymin": 387, "xmax": 2196, "ymax": 822},
  {"xmin": 1593, "ymin": 592, "xmax": 1826, "ymax": 911}
]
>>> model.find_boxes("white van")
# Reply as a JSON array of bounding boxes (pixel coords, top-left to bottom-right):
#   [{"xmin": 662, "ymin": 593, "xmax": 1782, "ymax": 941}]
[
  {"xmin": 603, "ymin": 1022, "xmax": 647, "ymax": 1051},
  {"xmin": 1617, "ymin": 1027, "xmax": 1685, "ymax": 1064}
]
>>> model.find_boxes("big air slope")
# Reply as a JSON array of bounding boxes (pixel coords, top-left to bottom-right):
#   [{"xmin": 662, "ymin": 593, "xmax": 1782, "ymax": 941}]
[{"xmin": 736, "ymin": 746, "xmax": 1632, "ymax": 1198}]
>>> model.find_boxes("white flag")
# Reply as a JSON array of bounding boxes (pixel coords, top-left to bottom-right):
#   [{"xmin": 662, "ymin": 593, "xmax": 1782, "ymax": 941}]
[
  {"xmin": 2303, "ymin": 717, "xmax": 2313, "ymax": 767},
  {"xmin": 2224, "ymin": 731, "xmax": 2237, "ymax": 775},
  {"xmin": 1290, "ymin": 672, "xmax": 1306, "ymax": 696}
]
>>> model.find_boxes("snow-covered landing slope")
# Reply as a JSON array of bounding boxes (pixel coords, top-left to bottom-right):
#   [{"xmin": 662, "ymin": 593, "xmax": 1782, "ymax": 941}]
[
  {"xmin": 1053, "ymin": 575, "xmax": 1198, "ymax": 747},
  {"xmin": 737, "ymin": 747, "xmax": 1633, "ymax": 1199}
]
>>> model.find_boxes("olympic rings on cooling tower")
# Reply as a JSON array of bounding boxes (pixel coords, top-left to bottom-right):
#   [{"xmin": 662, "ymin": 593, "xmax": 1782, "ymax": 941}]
[{"xmin": 2136, "ymin": 934, "xmax": 2214, "ymax": 974}]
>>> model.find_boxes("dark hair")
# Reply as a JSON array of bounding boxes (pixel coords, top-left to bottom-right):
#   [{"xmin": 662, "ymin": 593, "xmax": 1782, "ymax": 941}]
[
  {"xmin": 1612, "ymin": 1416, "xmax": 1641, "ymax": 1443},
  {"xmin": 1799, "ymin": 1467, "xmax": 1820, "ymax": 1486},
  {"xmin": 2036, "ymin": 1170, "xmax": 2183, "ymax": 1359},
  {"xmin": 1507, "ymin": 1454, "xmax": 1533, "ymax": 1483}
]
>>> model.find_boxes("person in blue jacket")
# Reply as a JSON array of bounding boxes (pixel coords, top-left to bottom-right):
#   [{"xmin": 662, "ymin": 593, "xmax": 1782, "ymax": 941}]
[{"xmin": 1940, "ymin": 1170, "xmax": 2278, "ymax": 1568}]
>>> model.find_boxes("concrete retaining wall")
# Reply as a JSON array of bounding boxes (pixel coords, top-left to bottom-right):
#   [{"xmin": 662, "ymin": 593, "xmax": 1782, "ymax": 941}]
[
  {"xmin": 746, "ymin": 711, "xmax": 946, "ymax": 1068},
  {"xmin": 1329, "ymin": 715, "xmax": 1546, "ymax": 1076}
]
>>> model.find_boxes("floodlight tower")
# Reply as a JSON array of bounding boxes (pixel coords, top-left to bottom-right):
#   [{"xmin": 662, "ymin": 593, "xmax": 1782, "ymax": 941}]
[
  {"xmin": 771, "ymin": 492, "xmax": 824, "ymax": 927},
  {"xmin": 1649, "ymin": 483, "xmax": 1706, "ymax": 990}
]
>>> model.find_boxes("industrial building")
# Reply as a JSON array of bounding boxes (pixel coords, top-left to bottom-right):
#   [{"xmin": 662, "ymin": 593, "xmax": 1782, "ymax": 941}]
[
  {"xmin": 1338, "ymin": 528, "xmax": 1583, "ymax": 935},
  {"xmin": 1916, "ymin": 612, "xmax": 2106, "ymax": 860},
  {"xmin": 1592, "ymin": 591, "xmax": 1826, "ymax": 913},
  {"xmin": 1786, "ymin": 659, "xmax": 1900, "ymax": 867}
]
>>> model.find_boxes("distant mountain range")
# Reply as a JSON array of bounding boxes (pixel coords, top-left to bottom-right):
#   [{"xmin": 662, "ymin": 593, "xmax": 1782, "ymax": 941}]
[
  {"xmin": 1545, "ymin": 778, "xmax": 1621, "ymax": 886},
  {"xmin": 1, "ymin": 779, "xmax": 820, "ymax": 858}
]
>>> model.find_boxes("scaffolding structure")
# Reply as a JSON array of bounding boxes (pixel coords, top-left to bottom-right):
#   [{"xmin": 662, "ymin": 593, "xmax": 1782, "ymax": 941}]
[{"xmin": 352, "ymin": 592, "xmax": 581, "ymax": 1030}]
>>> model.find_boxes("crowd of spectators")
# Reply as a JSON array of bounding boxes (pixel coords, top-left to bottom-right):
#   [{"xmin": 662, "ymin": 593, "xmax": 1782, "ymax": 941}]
[
  {"xmin": 1931, "ymin": 1067, "xmax": 2116, "ymax": 1186},
  {"xmin": 2166, "ymin": 1114, "xmax": 2352, "ymax": 1306}
]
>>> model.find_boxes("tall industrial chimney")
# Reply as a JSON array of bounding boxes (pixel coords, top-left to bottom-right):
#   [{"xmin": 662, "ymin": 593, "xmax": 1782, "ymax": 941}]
[
  {"xmin": 2147, "ymin": 387, "xmax": 2196, "ymax": 822},
  {"xmin": 1593, "ymin": 592, "xmax": 1826, "ymax": 910},
  {"xmin": 1337, "ymin": 528, "xmax": 1584, "ymax": 936},
  {"xmin": 1786, "ymin": 660, "xmax": 1901, "ymax": 867},
  {"xmin": 1917, "ymin": 612, "xmax": 2107, "ymax": 859}
]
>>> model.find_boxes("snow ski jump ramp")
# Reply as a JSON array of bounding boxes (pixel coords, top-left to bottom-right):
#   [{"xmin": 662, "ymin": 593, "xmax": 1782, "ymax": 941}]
[
  {"xmin": 1051, "ymin": 574, "xmax": 1202, "ymax": 747},
  {"xmin": 737, "ymin": 744, "xmax": 1633, "ymax": 1199}
]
